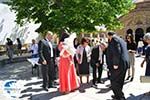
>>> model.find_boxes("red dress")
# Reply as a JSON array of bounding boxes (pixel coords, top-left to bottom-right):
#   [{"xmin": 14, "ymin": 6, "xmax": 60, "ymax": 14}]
[{"xmin": 58, "ymin": 43, "xmax": 79, "ymax": 93}]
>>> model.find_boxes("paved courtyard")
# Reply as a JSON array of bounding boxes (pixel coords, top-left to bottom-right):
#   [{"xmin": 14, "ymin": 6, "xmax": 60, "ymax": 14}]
[{"xmin": 0, "ymin": 56, "xmax": 150, "ymax": 100}]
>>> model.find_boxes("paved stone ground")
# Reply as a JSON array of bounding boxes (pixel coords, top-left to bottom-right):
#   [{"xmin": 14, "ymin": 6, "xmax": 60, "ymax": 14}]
[{"xmin": 0, "ymin": 56, "xmax": 150, "ymax": 100}]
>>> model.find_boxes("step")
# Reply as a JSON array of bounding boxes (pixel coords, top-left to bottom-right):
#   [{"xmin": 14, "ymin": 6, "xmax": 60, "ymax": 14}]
[
  {"xmin": 0, "ymin": 55, "xmax": 31, "ymax": 66},
  {"xmin": 140, "ymin": 76, "xmax": 150, "ymax": 83}
]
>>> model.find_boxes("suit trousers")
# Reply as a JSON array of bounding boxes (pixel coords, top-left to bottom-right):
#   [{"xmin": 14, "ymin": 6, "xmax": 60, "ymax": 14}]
[
  {"xmin": 110, "ymin": 68, "xmax": 127, "ymax": 99},
  {"xmin": 41, "ymin": 58, "xmax": 55, "ymax": 88},
  {"xmin": 92, "ymin": 63, "xmax": 103, "ymax": 84}
]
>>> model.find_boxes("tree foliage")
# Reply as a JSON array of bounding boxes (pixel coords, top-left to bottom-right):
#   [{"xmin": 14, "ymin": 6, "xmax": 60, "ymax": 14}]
[{"xmin": 6, "ymin": 0, "xmax": 134, "ymax": 34}]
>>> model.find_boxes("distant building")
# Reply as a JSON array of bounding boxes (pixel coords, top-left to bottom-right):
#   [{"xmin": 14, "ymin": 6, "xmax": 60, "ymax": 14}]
[{"xmin": 116, "ymin": 0, "xmax": 150, "ymax": 44}]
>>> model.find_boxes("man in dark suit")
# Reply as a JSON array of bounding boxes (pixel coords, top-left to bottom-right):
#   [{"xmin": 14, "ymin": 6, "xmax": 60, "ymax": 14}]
[
  {"xmin": 106, "ymin": 32, "xmax": 129, "ymax": 100},
  {"xmin": 91, "ymin": 42, "xmax": 107, "ymax": 87},
  {"xmin": 38, "ymin": 31, "xmax": 56, "ymax": 91}
]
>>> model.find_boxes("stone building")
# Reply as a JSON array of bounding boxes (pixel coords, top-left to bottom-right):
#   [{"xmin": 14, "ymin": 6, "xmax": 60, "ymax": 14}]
[{"xmin": 116, "ymin": 0, "xmax": 150, "ymax": 44}]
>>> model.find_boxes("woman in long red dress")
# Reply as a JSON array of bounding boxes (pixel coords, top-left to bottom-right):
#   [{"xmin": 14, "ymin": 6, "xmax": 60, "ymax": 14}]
[{"xmin": 58, "ymin": 33, "xmax": 79, "ymax": 94}]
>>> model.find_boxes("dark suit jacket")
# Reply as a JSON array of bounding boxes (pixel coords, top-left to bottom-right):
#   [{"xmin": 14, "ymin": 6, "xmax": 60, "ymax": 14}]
[
  {"xmin": 91, "ymin": 45, "xmax": 104, "ymax": 66},
  {"xmin": 106, "ymin": 36, "xmax": 129, "ymax": 71},
  {"xmin": 38, "ymin": 39, "xmax": 55, "ymax": 64}
]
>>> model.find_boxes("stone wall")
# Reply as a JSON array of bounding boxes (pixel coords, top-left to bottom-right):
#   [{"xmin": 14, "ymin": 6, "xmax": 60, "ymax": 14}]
[{"xmin": 116, "ymin": 1, "xmax": 150, "ymax": 39}]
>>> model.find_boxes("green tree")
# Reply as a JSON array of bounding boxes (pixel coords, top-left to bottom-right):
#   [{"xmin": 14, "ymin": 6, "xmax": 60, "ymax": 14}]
[{"xmin": 6, "ymin": 0, "xmax": 134, "ymax": 34}]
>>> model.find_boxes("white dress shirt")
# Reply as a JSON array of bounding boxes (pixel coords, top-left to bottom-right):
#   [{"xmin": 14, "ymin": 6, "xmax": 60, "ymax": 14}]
[
  {"xmin": 46, "ymin": 39, "xmax": 54, "ymax": 57},
  {"xmin": 99, "ymin": 46, "xmax": 103, "ymax": 64},
  {"xmin": 30, "ymin": 43, "xmax": 38, "ymax": 55}
]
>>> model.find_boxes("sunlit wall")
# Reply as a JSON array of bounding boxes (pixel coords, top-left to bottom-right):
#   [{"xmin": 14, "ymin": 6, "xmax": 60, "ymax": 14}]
[{"xmin": 0, "ymin": 3, "xmax": 40, "ymax": 45}]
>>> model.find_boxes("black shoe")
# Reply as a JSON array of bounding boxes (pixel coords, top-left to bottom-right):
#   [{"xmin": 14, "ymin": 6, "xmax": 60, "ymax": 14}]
[
  {"xmin": 130, "ymin": 77, "xmax": 134, "ymax": 81},
  {"xmin": 92, "ymin": 84, "xmax": 97, "ymax": 88},
  {"xmin": 126, "ymin": 76, "xmax": 130, "ymax": 80},
  {"xmin": 48, "ymin": 85, "xmax": 57, "ymax": 88},
  {"xmin": 120, "ymin": 97, "xmax": 126, "ymax": 100},
  {"xmin": 111, "ymin": 95, "xmax": 118, "ymax": 99},
  {"xmin": 54, "ymin": 81, "xmax": 59, "ymax": 85},
  {"xmin": 97, "ymin": 80, "xmax": 104, "ymax": 84},
  {"xmin": 43, "ymin": 87, "xmax": 48, "ymax": 91}
]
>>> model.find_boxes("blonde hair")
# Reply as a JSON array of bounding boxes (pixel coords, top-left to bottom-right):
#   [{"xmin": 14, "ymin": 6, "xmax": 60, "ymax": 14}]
[{"xmin": 100, "ymin": 41, "xmax": 107, "ymax": 47}]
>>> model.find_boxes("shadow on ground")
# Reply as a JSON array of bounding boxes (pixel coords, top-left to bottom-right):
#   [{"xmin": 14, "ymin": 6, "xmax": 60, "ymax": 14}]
[
  {"xmin": 30, "ymin": 82, "xmax": 93, "ymax": 100},
  {"xmin": 106, "ymin": 93, "xmax": 150, "ymax": 100},
  {"xmin": 79, "ymin": 80, "xmax": 93, "ymax": 93},
  {"xmin": 0, "ymin": 61, "xmax": 40, "ymax": 80},
  {"xmin": 127, "ymin": 93, "xmax": 150, "ymax": 100},
  {"xmin": 24, "ymin": 80, "xmax": 43, "ymax": 87},
  {"xmin": 31, "ymin": 91, "xmax": 62, "ymax": 100},
  {"xmin": 98, "ymin": 80, "xmax": 130, "ymax": 94}
]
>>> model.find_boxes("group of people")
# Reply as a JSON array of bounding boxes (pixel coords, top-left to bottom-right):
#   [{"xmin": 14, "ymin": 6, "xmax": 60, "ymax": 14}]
[
  {"xmin": 38, "ymin": 31, "xmax": 79, "ymax": 93},
  {"xmin": 5, "ymin": 37, "xmax": 40, "ymax": 62},
  {"xmin": 6, "ymin": 38, "xmax": 22, "ymax": 62},
  {"xmin": 36, "ymin": 30, "xmax": 150, "ymax": 100}
]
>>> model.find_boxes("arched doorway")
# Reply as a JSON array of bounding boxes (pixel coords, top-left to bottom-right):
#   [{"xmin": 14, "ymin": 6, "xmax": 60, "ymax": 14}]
[
  {"xmin": 146, "ymin": 27, "xmax": 150, "ymax": 32},
  {"xmin": 135, "ymin": 28, "xmax": 144, "ymax": 46},
  {"xmin": 126, "ymin": 29, "xmax": 133, "ymax": 41},
  {"xmin": 126, "ymin": 29, "xmax": 133, "ymax": 35}
]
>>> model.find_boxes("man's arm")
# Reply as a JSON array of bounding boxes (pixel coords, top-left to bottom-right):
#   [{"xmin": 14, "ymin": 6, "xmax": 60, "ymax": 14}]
[
  {"xmin": 38, "ymin": 40, "xmax": 46, "ymax": 64},
  {"xmin": 90, "ymin": 48, "xmax": 96, "ymax": 65},
  {"xmin": 112, "ymin": 39, "xmax": 122, "ymax": 69}
]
